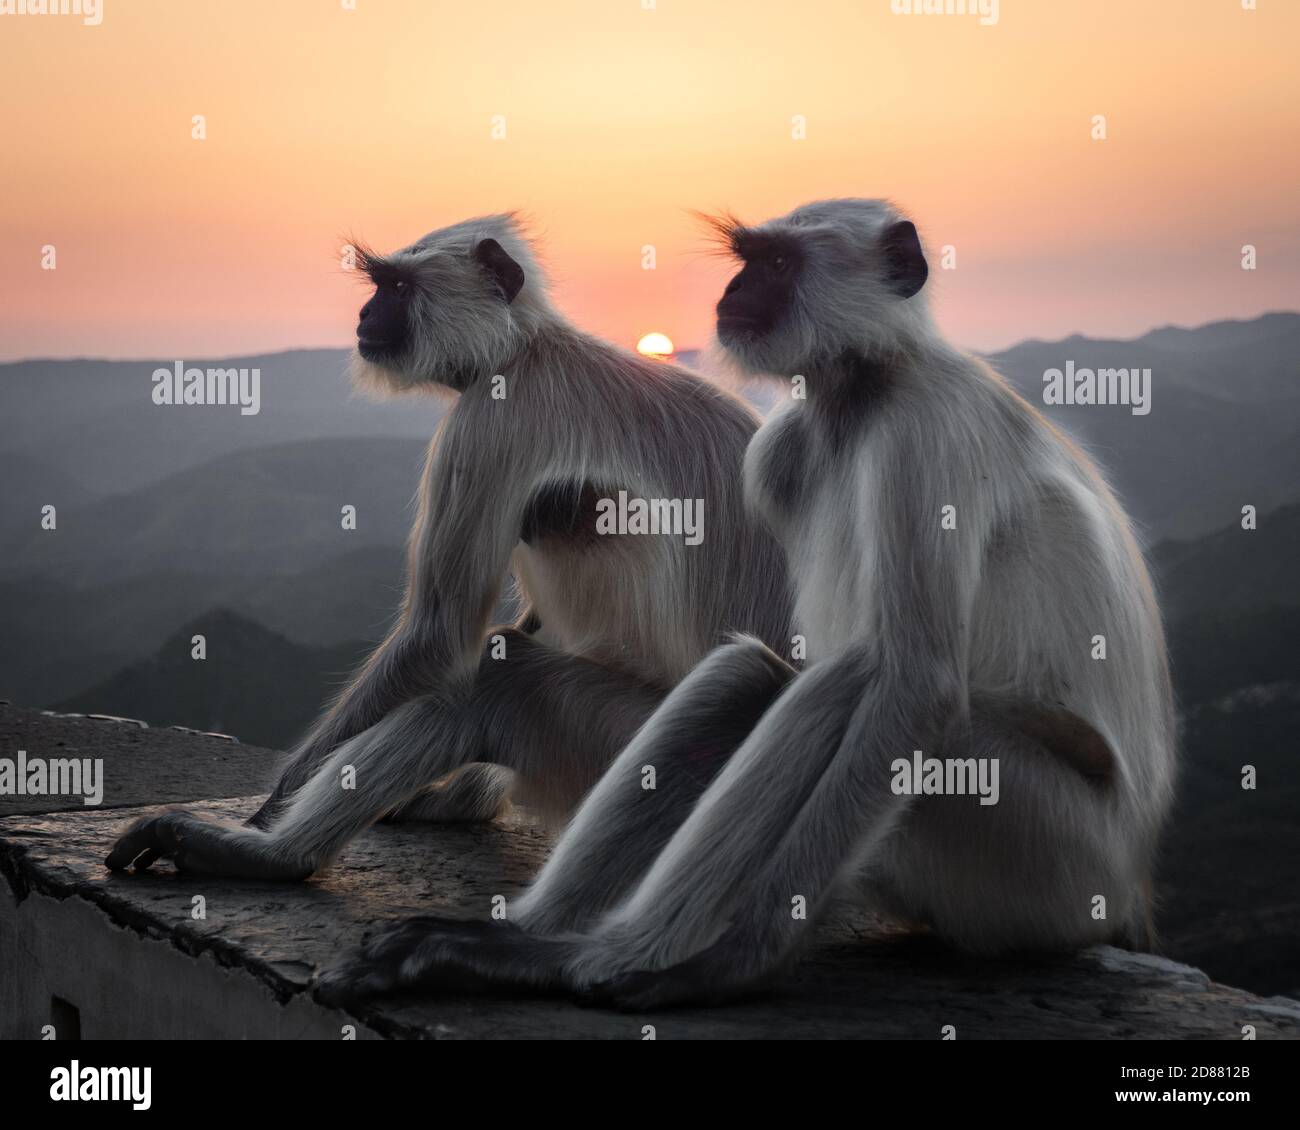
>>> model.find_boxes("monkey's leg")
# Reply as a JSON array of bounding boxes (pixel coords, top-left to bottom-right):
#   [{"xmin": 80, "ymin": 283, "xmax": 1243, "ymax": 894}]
[
  {"xmin": 595, "ymin": 694, "xmax": 1131, "ymax": 1009},
  {"xmin": 247, "ymin": 624, "xmax": 453, "ymax": 829},
  {"xmin": 382, "ymin": 764, "xmax": 514, "ymax": 824},
  {"xmin": 364, "ymin": 607, "xmax": 540, "ymax": 825},
  {"xmin": 315, "ymin": 645, "xmax": 866, "ymax": 1005},
  {"xmin": 511, "ymin": 637, "xmax": 795, "ymax": 934},
  {"xmin": 572, "ymin": 648, "xmax": 893, "ymax": 1005},
  {"xmin": 868, "ymin": 697, "xmax": 1133, "ymax": 954},
  {"xmin": 106, "ymin": 630, "xmax": 664, "ymax": 880},
  {"xmin": 380, "ymin": 638, "xmax": 789, "ymax": 874},
  {"xmin": 253, "ymin": 600, "xmax": 540, "ymax": 830}
]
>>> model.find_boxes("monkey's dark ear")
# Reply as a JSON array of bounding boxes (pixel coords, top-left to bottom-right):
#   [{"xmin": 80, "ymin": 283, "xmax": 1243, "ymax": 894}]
[
  {"xmin": 880, "ymin": 219, "xmax": 928, "ymax": 299},
  {"xmin": 473, "ymin": 238, "xmax": 526, "ymax": 304}
]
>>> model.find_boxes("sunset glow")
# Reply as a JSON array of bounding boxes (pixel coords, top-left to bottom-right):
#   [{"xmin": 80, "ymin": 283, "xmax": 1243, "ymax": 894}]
[{"xmin": 0, "ymin": 1, "xmax": 1297, "ymax": 360}]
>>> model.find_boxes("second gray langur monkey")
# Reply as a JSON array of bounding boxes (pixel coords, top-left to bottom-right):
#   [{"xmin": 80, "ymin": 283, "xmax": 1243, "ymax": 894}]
[
  {"xmin": 105, "ymin": 213, "xmax": 791, "ymax": 883},
  {"xmin": 314, "ymin": 198, "xmax": 1177, "ymax": 1009}
]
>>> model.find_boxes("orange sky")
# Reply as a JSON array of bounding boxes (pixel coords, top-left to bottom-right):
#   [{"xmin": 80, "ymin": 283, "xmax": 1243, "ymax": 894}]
[{"xmin": 1, "ymin": 0, "xmax": 1296, "ymax": 360}]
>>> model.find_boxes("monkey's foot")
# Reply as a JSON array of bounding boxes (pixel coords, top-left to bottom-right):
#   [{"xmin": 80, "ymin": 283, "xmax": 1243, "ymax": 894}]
[
  {"xmin": 581, "ymin": 939, "xmax": 772, "ymax": 1011},
  {"xmin": 314, "ymin": 916, "xmax": 513, "ymax": 1006},
  {"xmin": 315, "ymin": 915, "xmax": 586, "ymax": 1005},
  {"xmin": 104, "ymin": 809, "xmax": 312, "ymax": 881},
  {"xmin": 583, "ymin": 957, "xmax": 728, "ymax": 1012}
]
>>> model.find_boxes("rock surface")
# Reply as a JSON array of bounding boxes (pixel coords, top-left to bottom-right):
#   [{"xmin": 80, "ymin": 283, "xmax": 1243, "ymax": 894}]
[
  {"xmin": 0, "ymin": 703, "xmax": 289, "ymax": 816},
  {"xmin": 2, "ymin": 795, "xmax": 1298, "ymax": 1039}
]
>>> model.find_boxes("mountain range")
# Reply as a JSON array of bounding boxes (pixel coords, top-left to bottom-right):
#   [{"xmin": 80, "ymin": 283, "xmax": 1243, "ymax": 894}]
[{"xmin": 989, "ymin": 313, "xmax": 1300, "ymax": 541}]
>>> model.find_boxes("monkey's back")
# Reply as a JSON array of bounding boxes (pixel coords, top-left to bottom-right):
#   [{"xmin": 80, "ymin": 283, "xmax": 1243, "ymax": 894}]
[
  {"xmin": 951, "ymin": 357, "xmax": 1177, "ymax": 839},
  {"xmin": 473, "ymin": 325, "xmax": 791, "ymax": 687}
]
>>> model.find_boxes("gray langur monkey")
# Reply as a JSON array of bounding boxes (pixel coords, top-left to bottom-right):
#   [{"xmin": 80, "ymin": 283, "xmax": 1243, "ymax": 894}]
[
  {"xmin": 105, "ymin": 213, "xmax": 791, "ymax": 882},
  {"xmin": 313, "ymin": 198, "xmax": 1177, "ymax": 1010}
]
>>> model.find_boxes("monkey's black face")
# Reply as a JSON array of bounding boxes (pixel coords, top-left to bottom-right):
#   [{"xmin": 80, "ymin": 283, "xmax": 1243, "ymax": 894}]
[
  {"xmin": 357, "ymin": 278, "xmax": 410, "ymax": 363},
  {"xmin": 716, "ymin": 233, "xmax": 804, "ymax": 347}
]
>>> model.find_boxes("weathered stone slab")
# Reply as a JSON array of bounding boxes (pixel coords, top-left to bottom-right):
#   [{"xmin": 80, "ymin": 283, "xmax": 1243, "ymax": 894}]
[
  {"xmin": 3, "ymin": 795, "xmax": 1298, "ymax": 1040},
  {"xmin": 0, "ymin": 703, "xmax": 289, "ymax": 816}
]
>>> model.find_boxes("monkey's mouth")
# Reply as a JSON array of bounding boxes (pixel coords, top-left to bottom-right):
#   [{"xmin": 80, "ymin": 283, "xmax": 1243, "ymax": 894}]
[
  {"xmin": 357, "ymin": 337, "xmax": 399, "ymax": 362},
  {"xmin": 716, "ymin": 315, "xmax": 766, "ymax": 344}
]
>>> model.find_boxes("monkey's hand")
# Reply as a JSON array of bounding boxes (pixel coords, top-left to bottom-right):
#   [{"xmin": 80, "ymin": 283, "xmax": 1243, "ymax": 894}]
[{"xmin": 105, "ymin": 809, "xmax": 313, "ymax": 881}]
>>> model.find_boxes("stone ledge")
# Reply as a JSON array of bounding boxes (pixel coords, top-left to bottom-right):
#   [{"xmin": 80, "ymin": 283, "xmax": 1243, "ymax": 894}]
[
  {"xmin": 3, "ymin": 793, "xmax": 1299, "ymax": 1040},
  {"xmin": 0, "ymin": 703, "xmax": 289, "ymax": 817}
]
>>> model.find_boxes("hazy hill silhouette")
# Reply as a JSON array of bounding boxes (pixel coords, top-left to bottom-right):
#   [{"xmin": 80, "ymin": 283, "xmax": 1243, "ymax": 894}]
[
  {"xmin": 0, "ymin": 546, "xmax": 408, "ymax": 708},
  {"xmin": 2, "ymin": 437, "xmax": 426, "ymax": 586},
  {"xmin": 0, "ymin": 451, "xmax": 102, "ymax": 547},
  {"xmin": 54, "ymin": 609, "xmax": 370, "ymax": 749},
  {"xmin": 996, "ymin": 310, "xmax": 1299, "ymax": 398},
  {"xmin": 1159, "ymin": 671, "xmax": 1300, "ymax": 996},
  {"xmin": 988, "ymin": 313, "xmax": 1300, "ymax": 540},
  {"xmin": 0, "ymin": 349, "xmax": 443, "ymax": 495},
  {"xmin": 2, "ymin": 315, "xmax": 1297, "ymax": 710},
  {"xmin": 1152, "ymin": 501, "xmax": 1300, "ymax": 620},
  {"xmin": 1148, "ymin": 503, "xmax": 1300, "ymax": 995},
  {"xmin": 1137, "ymin": 311, "xmax": 1300, "ymax": 400},
  {"xmin": 3, "ymin": 314, "xmax": 1296, "ymax": 542}
]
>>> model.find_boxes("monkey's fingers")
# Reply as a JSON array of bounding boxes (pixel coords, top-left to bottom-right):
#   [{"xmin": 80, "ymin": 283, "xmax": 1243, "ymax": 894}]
[
  {"xmin": 360, "ymin": 914, "xmax": 504, "ymax": 955},
  {"xmin": 313, "ymin": 958, "xmax": 398, "ymax": 1008},
  {"xmin": 104, "ymin": 814, "xmax": 178, "ymax": 871}
]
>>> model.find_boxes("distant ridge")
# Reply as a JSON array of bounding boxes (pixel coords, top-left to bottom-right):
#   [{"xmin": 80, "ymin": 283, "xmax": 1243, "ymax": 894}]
[
  {"xmin": 54, "ymin": 609, "xmax": 370, "ymax": 749},
  {"xmin": 5, "ymin": 311, "xmax": 1296, "ymax": 369}
]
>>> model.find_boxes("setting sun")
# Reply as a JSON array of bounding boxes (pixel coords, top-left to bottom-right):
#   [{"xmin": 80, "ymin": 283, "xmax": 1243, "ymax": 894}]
[{"xmin": 636, "ymin": 332, "xmax": 675, "ymax": 359}]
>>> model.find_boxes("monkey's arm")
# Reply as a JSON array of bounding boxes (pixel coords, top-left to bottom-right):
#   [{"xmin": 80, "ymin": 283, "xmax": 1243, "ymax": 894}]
[
  {"xmin": 240, "ymin": 411, "xmax": 542, "ymax": 830},
  {"xmin": 109, "ymin": 419, "xmax": 537, "ymax": 869}
]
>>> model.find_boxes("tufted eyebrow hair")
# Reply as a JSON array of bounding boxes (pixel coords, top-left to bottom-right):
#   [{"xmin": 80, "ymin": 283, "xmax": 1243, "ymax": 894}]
[
  {"xmin": 692, "ymin": 209, "xmax": 749, "ymax": 259},
  {"xmin": 693, "ymin": 210, "xmax": 804, "ymax": 263},
  {"xmin": 351, "ymin": 240, "xmax": 418, "ymax": 289}
]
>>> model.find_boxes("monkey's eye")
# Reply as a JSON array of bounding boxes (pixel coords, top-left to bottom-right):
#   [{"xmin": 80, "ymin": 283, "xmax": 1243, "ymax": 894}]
[
  {"xmin": 393, "ymin": 280, "xmax": 409, "ymax": 296},
  {"xmin": 771, "ymin": 254, "xmax": 789, "ymax": 273}
]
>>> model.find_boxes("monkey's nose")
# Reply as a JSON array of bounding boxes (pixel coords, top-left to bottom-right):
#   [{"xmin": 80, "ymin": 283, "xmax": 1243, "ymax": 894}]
[
  {"xmin": 359, "ymin": 300, "xmax": 373, "ymax": 323},
  {"xmin": 722, "ymin": 276, "xmax": 743, "ymax": 297}
]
